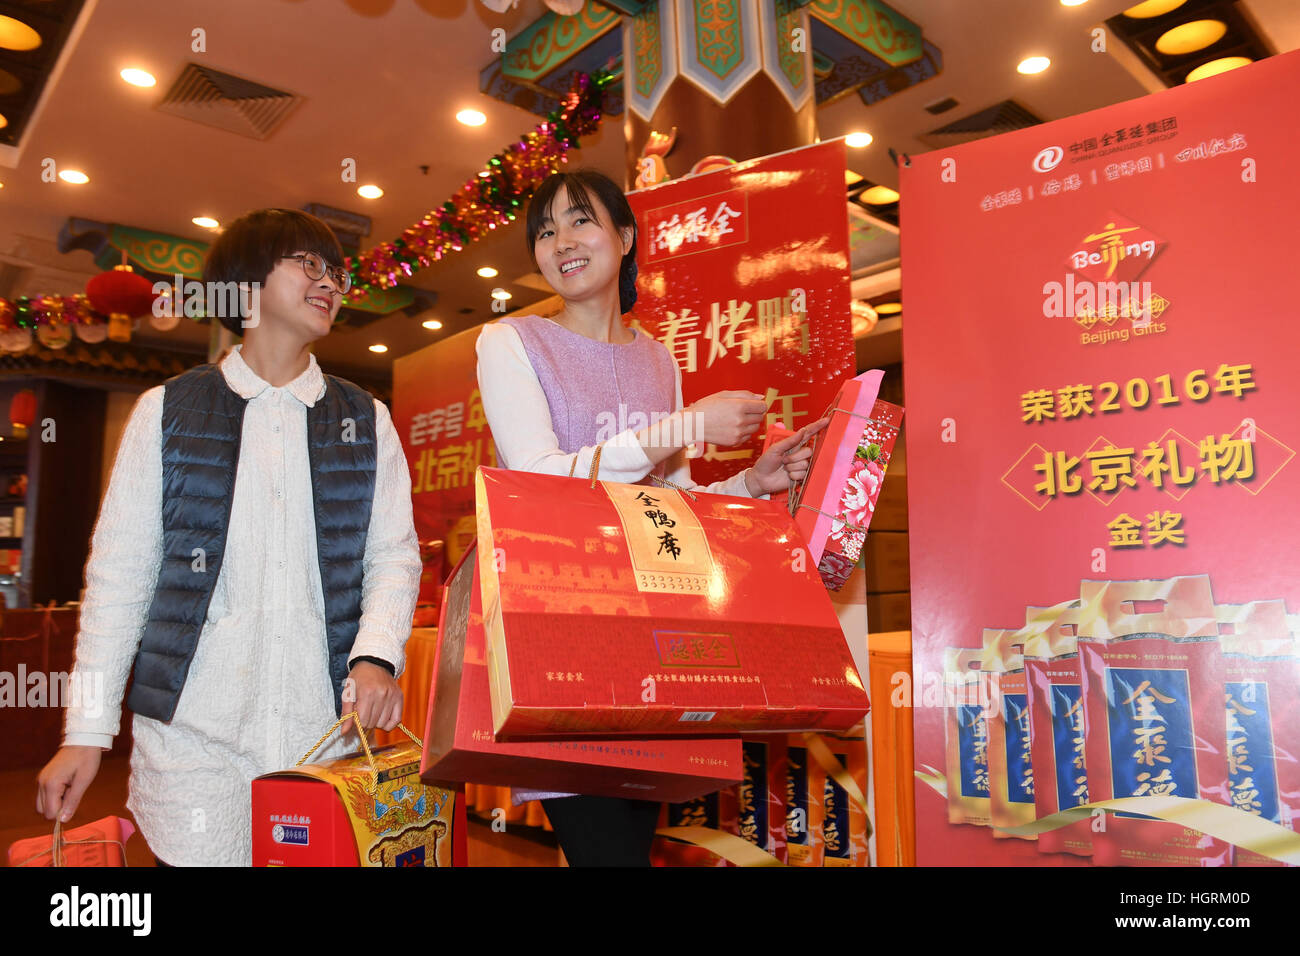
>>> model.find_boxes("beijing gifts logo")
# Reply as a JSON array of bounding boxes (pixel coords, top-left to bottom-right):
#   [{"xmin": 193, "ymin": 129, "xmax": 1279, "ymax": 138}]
[{"xmin": 1042, "ymin": 211, "xmax": 1173, "ymax": 348}]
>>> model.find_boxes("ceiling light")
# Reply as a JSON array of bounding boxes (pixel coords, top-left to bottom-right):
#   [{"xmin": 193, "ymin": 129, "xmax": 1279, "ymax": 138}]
[
  {"xmin": 1018, "ymin": 56, "xmax": 1051, "ymax": 75},
  {"xmin": 875, "ymin": 302, "xmax": 902, "ymax": 315},
  {"xmin": 844, "ymin": 170, "xmax": 863, "ymax": 186},
  {"xmin": 1060, "ymin": 0, "xmax": 1088, "ymax": 5},
  {"xmin": 59, "ymin": 169, "xmax": 89, "ymax": 184},
  {"xmin": 860, "ymin": 185, "xmax": 900, "ymax": 205},
  {"xmin": 369, "ymin": 344, "xmax": 388, "ymax": 353},
  {"xmin": 357, "ymin": 184, "xmax": 383, "ymax": 199},
  {"xmin": 120, "ymin": 68, "xmax": 156, "ymax": 87},
  {"xmin": 422, "ymin": 319, "xmax": 444, "ymax": 330},
  {"xmin": 1122, "ymin": 0, "xmax": 1186, "ymax": 17},
  {"xmin": 457, "ymin": 109, "xmax": 486, "ymax": 127},
  {"xmin": 478, "ymin": 171, "xmax": 491, "ymax": 178},
  {"xmin": 492, "ymin": 289, "xmax": 512, "ymax": 300},
  {"xmin": 0, "ymin": 16, "xmax": 41, "ymax": 51},
  {"xmin": 845, "ymin": 131, "xmax": 873, "ymax": 148},
  {"xmin": 1156, "ymin": 19, "xmax": 1227, "ymax": 56},
  {"xmin": 0, "ymin": 113, "xmax": 7, "ymax": 130},
  {"xmin": 477, "ymin": 266, "xmax": 498, "ymax": 278},
  {"xmin": 192, "ymin": 216, "xmax": 219, "ymax": 229},
  {"xmin": 1186, "ymin": 56, "xmax": 1253, "ymax": 82}
]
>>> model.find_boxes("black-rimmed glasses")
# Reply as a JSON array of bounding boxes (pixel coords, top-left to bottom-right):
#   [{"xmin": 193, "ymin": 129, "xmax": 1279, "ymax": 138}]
[{"xmin": 281, "ymin": 252, "xmax": 352, "ymax": 294}]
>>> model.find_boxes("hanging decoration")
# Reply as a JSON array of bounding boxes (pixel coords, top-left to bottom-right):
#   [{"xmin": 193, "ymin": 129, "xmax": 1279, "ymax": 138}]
[
  {"xmin": 86, "ymin": 264, "xmax": 158, "ymax": 343},
  {"xmin": 345, "ymin": 69, "xmax": 615, "ymax": 300},
  {"xmin": 9, "ymin": 389, "xmax": 36, "ymax": 439}
]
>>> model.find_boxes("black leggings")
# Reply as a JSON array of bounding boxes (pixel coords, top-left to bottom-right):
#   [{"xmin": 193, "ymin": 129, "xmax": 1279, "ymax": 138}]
[{"xmin": 541, "ymin": 795, "xmax": 661, "ymax": 867}]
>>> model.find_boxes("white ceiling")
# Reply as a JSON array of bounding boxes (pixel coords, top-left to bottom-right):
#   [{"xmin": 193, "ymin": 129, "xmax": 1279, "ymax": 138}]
[{"xmin": 0, "ymin": 0, "xmax": 1294, "ymax": 380}]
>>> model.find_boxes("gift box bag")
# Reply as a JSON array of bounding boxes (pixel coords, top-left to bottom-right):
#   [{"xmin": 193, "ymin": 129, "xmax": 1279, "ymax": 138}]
[
  {"xmin": 253, "ymin": 721, "xmax": 464, "ymax": 867},
  {"xmin": 421, "ymin": 543, "xmax": 744, "ymax": 803},
  {"xmin": 785, "ymin": 369, "xmax": 904, "ymax": 591},
  {"xmin": 474, "ymin": 466, "xmax": 869, "ymax": 739}
]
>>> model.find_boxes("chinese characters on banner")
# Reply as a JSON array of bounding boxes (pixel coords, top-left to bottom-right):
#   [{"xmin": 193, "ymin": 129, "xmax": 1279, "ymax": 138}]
[
  {"xmin": 625, "ymin": 140, "xmax": 856, "ymax": 488},
  {"xmin": 393, "ymin": 326, "xmax": 497, "ymax": 602},
  {"xmin": 901, "ymin": 50, "xmax": 1300, "ymax": 866}
]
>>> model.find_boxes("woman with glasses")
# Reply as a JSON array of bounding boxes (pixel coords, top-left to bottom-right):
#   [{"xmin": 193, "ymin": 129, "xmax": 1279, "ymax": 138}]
[
  {"xmin": 476, "ymin": 170, "xmax": 825, "ymax": 865},
  {"xmin": 37, "ymin": 208, "xmax": 421, "ymax": 866}
]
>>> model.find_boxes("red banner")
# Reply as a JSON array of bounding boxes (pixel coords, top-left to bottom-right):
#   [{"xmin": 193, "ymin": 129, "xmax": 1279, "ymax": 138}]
[
  {"xmin": 902, "ymin": 52, "xmax": 1300, "ymax": 866},
  {"xmin": 626, "ymin": 140, "xmax": 856, "ymax": 487},
  {"xmin": 392, "ymin": 326, "xmax": 496, "ymax": 603}
]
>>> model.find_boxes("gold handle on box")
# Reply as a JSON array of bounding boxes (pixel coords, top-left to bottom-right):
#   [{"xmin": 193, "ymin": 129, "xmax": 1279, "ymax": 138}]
[
  {"xmin": 567, "ymin": 443, "xmax": 605, "ymax": 488},
  {"xmin": 295, "ymin": 714, "xmax": 424, "ymax": 794}
]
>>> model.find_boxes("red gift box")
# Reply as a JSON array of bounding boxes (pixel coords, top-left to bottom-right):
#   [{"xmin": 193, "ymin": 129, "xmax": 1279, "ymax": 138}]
[
  {"xmin": 787, "ymin": 370, "xmax": 903, "ymax": 591},
  {"xmin": 252, "ymin": 738, "xmax": 466, "ymax": 867},
  {"xmin": 421, "ymin": 544, "xmax": 743, "ymax": 803},
  {"xmin": 474, "ymin": 466, "xmax": 869, "ymax": 739}
]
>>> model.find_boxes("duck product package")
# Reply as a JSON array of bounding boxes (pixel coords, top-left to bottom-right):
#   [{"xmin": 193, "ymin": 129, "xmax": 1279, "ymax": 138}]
[
  {"xmin": 1216, "ymin": 599, "xmax": 1300, "ymax": 867},
  {"xmin": 943, "ymin": 647, "xmax": 991, "ymax": 828},
  {"xmin": 983, "ymin": 628, "xmax": 1037, "ymax": 841},
  {"xmin": 1022, "ymin": 601, "xmax": 1093, "ymax": 858},
  {"xmin": 1077, "ymin": 575, "xmax": 1231, "ymax": 867}
]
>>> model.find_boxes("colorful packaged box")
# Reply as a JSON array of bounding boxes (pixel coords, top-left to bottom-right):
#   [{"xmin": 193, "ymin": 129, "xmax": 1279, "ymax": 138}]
[
  {"xmin": 816, "ymin": 727, "xmax": 869, "ymax": 866},
  {"xmin": 1077, "ymin": 575, "xmax": 1231, "ymax": 867},
  {"xmin": 474, "ymin": 466, "xmax": 869, "ymax": 739},
  {"xmin": 785, "ymin": 738, "xmax": 826, "ymax": 866},
  {"xmin": 724, "ymin": 738, "xmax": 789, "ymax": 864},
  {"xmin": 252, "ymin": 740, "xmax": 464, "ymax": 867},
  {"xmin": 1217, "ymin": 599, "xmax": 1300, "ymax": 867},
  {"xmin": 421, "ymin": 544, "xmax": 743, "ymax": 803},
  {"xmin": 786, "ymin": 369, "xmax": 904, "ymax": 591},
  {"xmin": 1022, "ymin": 601, "xmax": 1093, "ymax": 857},
  {"xmin": 944, "ymin": 646, "xmax": 991, "ymax": 827},
  {"xmin": 652, "ymin": 793, "xmax": 733, "ymax": 867},
  {"xmin": 983, "ymin": 628, "xmax": 1037, "ymax": 841}
]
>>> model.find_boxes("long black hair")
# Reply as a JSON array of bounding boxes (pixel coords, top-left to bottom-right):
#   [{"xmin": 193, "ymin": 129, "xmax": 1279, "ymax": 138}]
[{"xmin": 525, "ymin": 169, "xmax": 639, "ymax": 315}]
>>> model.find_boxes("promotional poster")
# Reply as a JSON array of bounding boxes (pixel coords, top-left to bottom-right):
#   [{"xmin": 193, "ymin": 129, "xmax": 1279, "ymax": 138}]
[{"xmin": 902, "ymin": 50, "xmax": 1300, "ymax": 867}]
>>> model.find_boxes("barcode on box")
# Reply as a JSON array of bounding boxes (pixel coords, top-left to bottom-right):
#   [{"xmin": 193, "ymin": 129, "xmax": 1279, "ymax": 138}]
[{"xmin": 679, "ymin": 711, "xmax": 716, "ymax": 722}]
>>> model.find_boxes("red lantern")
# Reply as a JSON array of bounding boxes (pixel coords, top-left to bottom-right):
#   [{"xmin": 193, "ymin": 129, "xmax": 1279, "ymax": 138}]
[
  {"xmin": 86, "ymin": 265, "xmax": 157, "ymax": 343},
  {"xmin": 10, "ymin": 388, "xmax": 36, "ymax": 439}
]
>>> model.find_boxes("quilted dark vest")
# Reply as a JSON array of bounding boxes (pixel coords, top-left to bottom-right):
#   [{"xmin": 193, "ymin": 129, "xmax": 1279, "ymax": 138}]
[{"xmin": 125, "ymin": 362, "xmax": 377, "ymax": 722}]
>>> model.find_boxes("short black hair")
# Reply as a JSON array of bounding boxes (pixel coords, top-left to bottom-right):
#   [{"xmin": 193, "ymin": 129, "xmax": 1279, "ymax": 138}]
[
  {"xmin": 202, "ymin": 208, "xmax": 344, "ymax": 335},
  {"xmin": 525, "ymin": 169, "xmax": 639, "ymax": 314}
]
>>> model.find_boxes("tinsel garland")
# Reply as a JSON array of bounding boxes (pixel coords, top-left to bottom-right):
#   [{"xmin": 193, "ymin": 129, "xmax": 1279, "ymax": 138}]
[{"xmin": 344, "ymin": 69, "xmax": 615, "ymax": 300}]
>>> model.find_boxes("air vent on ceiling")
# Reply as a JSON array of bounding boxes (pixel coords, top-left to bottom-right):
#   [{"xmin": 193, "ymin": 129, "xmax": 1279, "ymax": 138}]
[
  {"xmin": 157, "ymin": 64, "xmax": 302, "ymax": 140},
  {"xmin": 458, "ymin": 307, "xmax": 476, "ymax": 315},
  {"xmin": 924, "ymin": 96, "xmax": 959, "ymax": 115},
  {"xmin": 918, "ymin": 100, "xmax": 1044, "ymax": 150}
]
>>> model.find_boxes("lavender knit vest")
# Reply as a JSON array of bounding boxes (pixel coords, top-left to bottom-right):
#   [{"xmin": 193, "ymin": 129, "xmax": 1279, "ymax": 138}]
[{"xmin": 500, "ymin": 314, "xmax": 678, "ymax": 481}]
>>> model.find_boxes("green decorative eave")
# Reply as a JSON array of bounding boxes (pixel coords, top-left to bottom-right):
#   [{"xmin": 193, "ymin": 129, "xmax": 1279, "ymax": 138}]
[
  {"xmin": 502, "ymin": 1, "xmax": 622, "ymax": 87},
  {"xmin": 809, "ymin": 0, "xmax": 923, "ymax": 68},
  {"xmin": 58, "ymin": 220, "xmax": 417, "ymax": 315}
]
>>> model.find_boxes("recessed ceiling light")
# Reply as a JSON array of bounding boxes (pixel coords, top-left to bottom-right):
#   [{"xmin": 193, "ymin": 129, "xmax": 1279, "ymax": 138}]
[
  {"xmin": 875, "ymin": 302, "xmax": 902, "ymax": 315},
  {"xmin": 59, "ymin": 169, "xmax": 89, "ymax": 184},
  {"xmin": 369, "ymin": 344, "xmax": 388, "ymax": 353},
  {"xmin": 1156, "ymin": 19, "xmax": 1227, "ymax": 56},
  {"xmin": 357, "ymin": 184, "xmax": 383, "ymax": 199},
  {"xmin": 477, "ymin": 266, "xmax": 498, "ymax": 278},
  {"xmin": 478, "ymin": 171, "xmax": 491, "ymax": 178},
  {"xmin": 120, "ymin": 68, "xmax": 156, "ymax": 87},
  {"xmin": 1060, "ymin": 0, "xmax": 1088, "ymax": 5},
  {"xmin": 192, "ymin": 216, "xmax": 219, "ymax": 229},
  {"xmin": 845, "ymin": 131, "xmax": 873, "ymax": 148},
  {"xmin": 1186, "ymin": 56, "xmax": 1253, "ymax": 82},
  {"xmin": 0, "ymin": 113, "xmax": 7, "ymax": 130},
  {"xmin": 1123, "ymin": 0, "xmax": 1186, "ymax": 17},
  {"xmin": 457, "ymin": 109, "xmax": 487, "ymax": 127},
  {"xmin": 422, "ymin": 319, "xmax": 443, "ymax": 330},
  {"xmin": 1018, "ymin": 56, "xmax": 1051, "ymax": 75},
  {"xmin": 0, "ymin": 16, "xmax": 42, "ymax": 52},
  {"xmin": 492, "ymin": 289, "xmax": 512, "ymax": 301},
  {"xmin": 844, "ymin": 170, "xmax": 864, "ymax": 186},
  {"xmin": 860, "ymin": 185, "xmax": 900, "ymax": 205}
]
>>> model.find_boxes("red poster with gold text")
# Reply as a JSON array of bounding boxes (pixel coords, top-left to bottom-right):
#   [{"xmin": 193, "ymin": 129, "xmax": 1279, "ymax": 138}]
[
  {"xmin": 625, "ymin": 140, "xmax": 855, "ymax": 487},
  {"xmin": 902, "ymin": 52, "xmax": 1300, "ymax": 866}
]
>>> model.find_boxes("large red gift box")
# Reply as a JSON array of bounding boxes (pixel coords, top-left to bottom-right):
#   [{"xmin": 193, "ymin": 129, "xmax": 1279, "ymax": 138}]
[
  {"xmin": 787, "ymin": 369, "xmax": 903, "ymax": 591},
  {"xmin": 474, "ymin": 466, "xmax": 869, "ymax": 739},
  {"xmin": 421, "ymin": 544, "xmax": 742, "ymax": 803}
]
